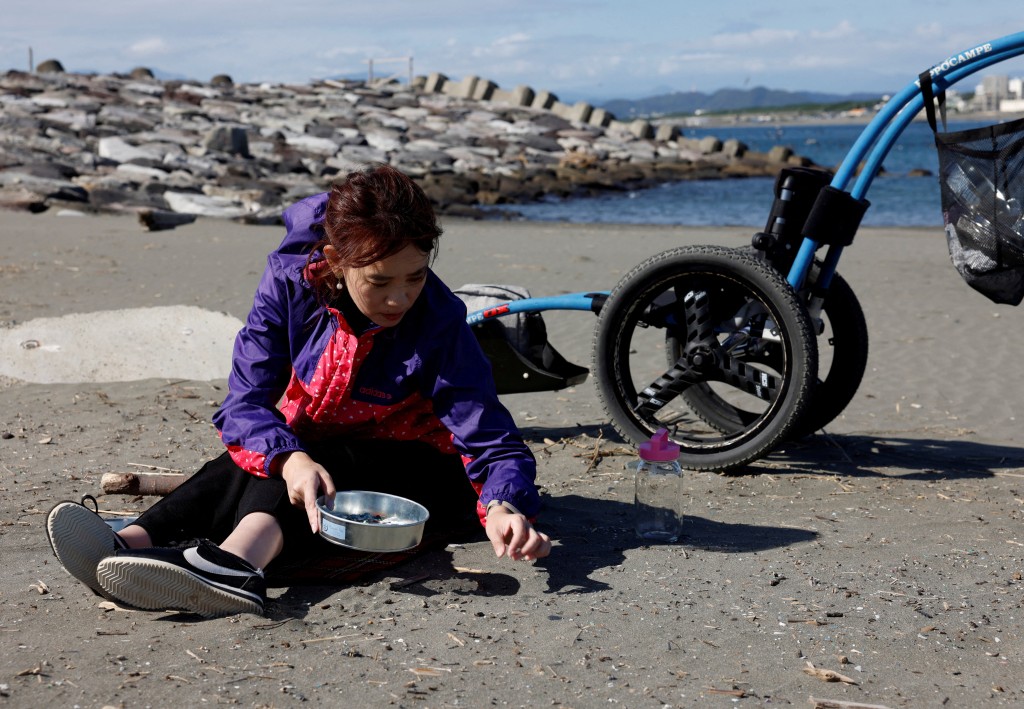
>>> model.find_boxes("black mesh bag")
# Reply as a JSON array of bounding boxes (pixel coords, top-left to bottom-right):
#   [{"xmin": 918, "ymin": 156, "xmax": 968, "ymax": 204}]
[{"xmin": 922, "ymin": 72, "xmax": 1024, "ymax": 305}]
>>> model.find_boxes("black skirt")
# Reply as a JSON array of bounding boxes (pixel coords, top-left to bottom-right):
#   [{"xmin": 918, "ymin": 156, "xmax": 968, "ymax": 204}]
[{"xmin": 131, "ymin": 439, "xmax": 481, "ymax": 577}]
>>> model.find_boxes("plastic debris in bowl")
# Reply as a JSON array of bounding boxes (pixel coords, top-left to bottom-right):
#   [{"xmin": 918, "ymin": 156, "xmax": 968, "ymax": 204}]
[{"xmin": 316, "ymin": 491, "xmax": 429, "ymax": 552}]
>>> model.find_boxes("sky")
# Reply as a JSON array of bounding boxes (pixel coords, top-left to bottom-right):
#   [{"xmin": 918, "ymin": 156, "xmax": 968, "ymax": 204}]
[{"xmin": 4, "ymin": 1, "xmax": 1024, "ymax": 103}]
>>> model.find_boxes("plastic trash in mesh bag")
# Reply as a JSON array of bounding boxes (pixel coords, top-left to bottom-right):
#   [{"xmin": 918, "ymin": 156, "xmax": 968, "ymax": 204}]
[{"xmin": 935, "ymin": 117, "xmax": 1024, "ymax": 305}]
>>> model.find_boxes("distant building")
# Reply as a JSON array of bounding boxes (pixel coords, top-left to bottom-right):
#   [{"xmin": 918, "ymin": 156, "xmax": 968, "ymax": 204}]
[
  {"xmin": 1001, "ymin": 98, "xmax": 1024, "ymax": 112},
  {"xmin": 971, "ymin": 74, "xmax": 1021, "ymax": 112},
  {"xmin": 1003, "ymin": 78, "xmax": 1024, "ymax": 112},
  {"xmin": 840, "ymin": 107, "xmax": 868, "ymax": 119}
]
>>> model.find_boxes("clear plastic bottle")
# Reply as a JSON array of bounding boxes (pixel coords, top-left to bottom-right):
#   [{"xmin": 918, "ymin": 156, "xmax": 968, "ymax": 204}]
[{"xmin": 634, "ymin": 428, "xmax": 683, "ymax": 542}]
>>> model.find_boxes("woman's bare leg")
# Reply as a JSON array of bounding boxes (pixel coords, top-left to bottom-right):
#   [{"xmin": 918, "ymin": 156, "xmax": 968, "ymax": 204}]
[
  {"xmin": 116, "ymin": 524, "xmax": 152, "ymax": 549},
  {"xmin": 116, "ymin": 510, "xmax": 282, "ymax": 569},
  {"xmin": 116, "ymin": 512, "xmax": 283, "ymax": 570},
  {"xmin": 218, "ymin": 512, "xmax": 285, "ymax": 569}
]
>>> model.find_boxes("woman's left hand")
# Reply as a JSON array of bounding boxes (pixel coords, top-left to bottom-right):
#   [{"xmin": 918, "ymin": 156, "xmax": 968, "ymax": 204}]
[{"xmin": 485, "ymin": 506, "xmax": 552, "ymax": 561}]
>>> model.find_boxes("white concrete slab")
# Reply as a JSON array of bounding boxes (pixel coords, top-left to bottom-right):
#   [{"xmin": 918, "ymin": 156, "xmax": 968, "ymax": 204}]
[{"xmin": 0, "ymin": 306, "xmax": 243, "ymax": 383}]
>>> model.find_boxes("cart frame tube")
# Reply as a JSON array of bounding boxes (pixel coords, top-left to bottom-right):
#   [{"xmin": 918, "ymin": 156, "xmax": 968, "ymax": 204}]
[{"xmin": 465, "ymin": 292, "xmax": 605, "ymax": 325}]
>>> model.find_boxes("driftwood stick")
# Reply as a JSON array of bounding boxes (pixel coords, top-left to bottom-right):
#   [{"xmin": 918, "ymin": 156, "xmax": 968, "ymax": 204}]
[
  {"xmin": 809, "ymin": 697, "xmax": 895, "ymax": 709},
  {"xmin": 126, "ymin": 462, "xmax": 183, "ymax": 473},
  {"xmin": 101, "ymin": 472, "xmax": 186, "ymax": 496}
]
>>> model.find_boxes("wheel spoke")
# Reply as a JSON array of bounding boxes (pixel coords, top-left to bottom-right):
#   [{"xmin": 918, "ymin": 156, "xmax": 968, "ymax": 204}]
[
  {"xmin": 634, "ymin": 357, "xmax": 702, "ymax": 415},
  {"xmin": 716, "ymin": 355, "xmax": 779, "ymax": 402},
  {"xmin": 682, "ymin": 289, "xmax": 713, "ymax": 345},
  {"xmin": 634, "ymin": 289, "xmax": 716, "ymax": 415}
]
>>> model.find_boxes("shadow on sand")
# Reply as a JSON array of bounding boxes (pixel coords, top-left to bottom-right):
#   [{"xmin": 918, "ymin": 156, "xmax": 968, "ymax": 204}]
[
  {"xmin": 524, "ymin": 421, "xmax": 1024, "ymax": 481},
  {"xmin": 226, "ymin": 431, "xmax": 1023, "ymax": 621},
  {"xmin": 519, "ymin": 425, "xmax": 1024, "ymax": 595},
  {"xmin": 766, "ymin": 432, "xmax": 1024, "ymax": 480},
  {"xmin": 532, "ymin": 493, "xmax": 818, "ymax": 596}
]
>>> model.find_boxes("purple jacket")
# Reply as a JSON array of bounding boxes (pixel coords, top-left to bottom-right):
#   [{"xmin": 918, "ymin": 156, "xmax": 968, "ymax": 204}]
[{"xmin": 212, "ymin": 193, "xmax": 540, "ymax": 519}]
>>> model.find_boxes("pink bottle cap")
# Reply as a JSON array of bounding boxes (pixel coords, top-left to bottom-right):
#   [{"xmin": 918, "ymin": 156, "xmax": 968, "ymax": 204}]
[{"xmin": 638, "ymin": 428, "xmax": 680, "ymax": 462}]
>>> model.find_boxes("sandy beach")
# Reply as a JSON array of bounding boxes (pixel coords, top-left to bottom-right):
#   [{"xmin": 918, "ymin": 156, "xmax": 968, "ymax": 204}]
[{"xmin": 2, "ymin": 210, "xmax": 1024, "ymax": 708}]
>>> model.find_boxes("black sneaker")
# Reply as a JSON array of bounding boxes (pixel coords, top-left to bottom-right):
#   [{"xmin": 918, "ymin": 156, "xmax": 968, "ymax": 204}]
[
  {"xmin": 95, "ymin": 539, "xmax": 266, "ymax": 618},
  {"xmin": 46, "ymin": 499, "xmax": 127, "ymax": 598}
]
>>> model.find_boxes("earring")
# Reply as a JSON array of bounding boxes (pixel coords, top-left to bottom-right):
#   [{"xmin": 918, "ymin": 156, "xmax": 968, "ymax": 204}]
[{"xmin": 335, "ymin": 279, "xmax": 344, "ymax": 290}]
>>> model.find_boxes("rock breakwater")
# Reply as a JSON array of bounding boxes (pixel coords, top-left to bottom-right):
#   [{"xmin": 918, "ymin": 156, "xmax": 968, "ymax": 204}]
[{"xmin": 0, "ymin": 63, "xmax": 817, "ymax": 226}]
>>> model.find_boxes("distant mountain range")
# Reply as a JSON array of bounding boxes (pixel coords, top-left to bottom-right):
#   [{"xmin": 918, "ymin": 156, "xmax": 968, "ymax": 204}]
[{"xmin": 598, "ymin": 87, "xmax": 884, "ymax": 118}]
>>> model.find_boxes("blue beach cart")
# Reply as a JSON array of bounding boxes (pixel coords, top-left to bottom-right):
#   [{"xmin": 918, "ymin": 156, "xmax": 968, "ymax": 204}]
[{"xmin": 465, "ymin": 31, "xmax": 1024, "ymax": 472}]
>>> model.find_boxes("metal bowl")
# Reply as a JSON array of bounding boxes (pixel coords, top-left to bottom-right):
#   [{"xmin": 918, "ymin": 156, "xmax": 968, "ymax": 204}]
[{"xmin": 316, "ymin": 491, "xmax": 429, "ymax": 552}]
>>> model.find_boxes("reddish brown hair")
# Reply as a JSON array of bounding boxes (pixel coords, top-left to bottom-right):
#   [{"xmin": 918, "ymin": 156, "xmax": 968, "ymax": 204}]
[{"xmin": 307, "ymin": 164, "xmax": 441, "ymax": 300}]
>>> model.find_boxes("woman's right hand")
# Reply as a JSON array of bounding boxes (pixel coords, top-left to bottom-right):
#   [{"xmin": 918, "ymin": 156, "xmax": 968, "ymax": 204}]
[{"xmin": 280, "ymin": 451, "xmax": 337, "ymax": 533}]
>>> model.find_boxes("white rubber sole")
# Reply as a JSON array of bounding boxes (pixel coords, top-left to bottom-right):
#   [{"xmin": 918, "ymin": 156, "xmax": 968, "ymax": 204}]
[
  {"xmin": 46, "ymin": 502, "xmax": 120, "ymax": 597},
  {"xmin": 95, "ymin": 556, "xmax": 264, "ymax": 618}
]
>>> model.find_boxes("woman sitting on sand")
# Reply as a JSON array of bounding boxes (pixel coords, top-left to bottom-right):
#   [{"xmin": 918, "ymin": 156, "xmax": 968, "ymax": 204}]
[{"xmin": 45, "ymin": 163, "xmax": 552, "ymax": 618}]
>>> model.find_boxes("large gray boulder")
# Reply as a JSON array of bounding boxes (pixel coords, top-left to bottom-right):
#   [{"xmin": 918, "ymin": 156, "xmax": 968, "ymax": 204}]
[
  {"xmin": 36, "ymin": 59, "xmax": 65, "ymax": 73},
  {"xmin": 202, "ymin": 126, "xmax": 250, "ymax": 156}
]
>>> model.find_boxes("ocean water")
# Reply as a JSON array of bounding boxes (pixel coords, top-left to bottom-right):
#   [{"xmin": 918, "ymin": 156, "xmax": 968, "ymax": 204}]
[{"xmin": 498, "ymin": 119, "xmax": 1004, "ymax": 227}]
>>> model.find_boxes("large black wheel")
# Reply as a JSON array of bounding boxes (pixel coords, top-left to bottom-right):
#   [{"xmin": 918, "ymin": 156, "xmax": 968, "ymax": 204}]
[
  {"xmin": 790, "ymin": 268, "xmax": 868, "ymax": 438},
  {"xmin": 593, "ymin": 245, "xmax": 818, "ymax": 472},
  {"xmin": 677, "ymin": 265, "xmax": 868, "ymax": 439}
]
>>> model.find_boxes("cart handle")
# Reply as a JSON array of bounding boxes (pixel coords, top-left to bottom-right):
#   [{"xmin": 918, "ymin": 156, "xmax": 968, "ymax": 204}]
[{"xmin": 787, "ymin": 30, "xmax": 1024, "ymax": 291}]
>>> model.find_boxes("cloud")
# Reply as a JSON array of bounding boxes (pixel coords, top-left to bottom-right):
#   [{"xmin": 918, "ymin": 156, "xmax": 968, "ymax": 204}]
[
  {"xmin": 809, "ymin": 20, "xmax": 857, "ymax": 41},
  {"xmin": 788, "ymin": 54, "xmax": 860, "ymax": 70},
  {"xmin": 708, "ymin": 27, "xmax": 800, "ymax": 49},
  {"xmin": 127, "ymin": 37, "xmax": 170, "ymax": 57},
  {"xmin": 912, "ymin": 22, "xmax": 944, "ymax": 40},
  {"xmin": 469, "ymin": 32, "xmax": 531, "ymax": 60},
  {"xmin": 656, "ymin": 53, "xmax": 728, "ymax": 78},
  {"xmin": 493, "ymin": 32, "xmax": 531, "ymax": 50}
]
